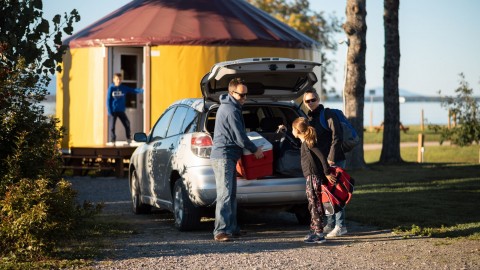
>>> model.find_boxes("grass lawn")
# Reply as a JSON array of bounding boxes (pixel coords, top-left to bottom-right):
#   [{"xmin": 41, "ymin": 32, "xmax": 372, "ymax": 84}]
[
  {"xmin": 353, "ymin": 139, "xmax": 480, "ymax": 238},
  {"xmin": 364, "ymin": 144, "xmax": 480, "ymax": 164},
  {"xmin": 349, "ymin": 163, "xmax": 480, "ymax": 238},
  {"xmin": 363, "ymin": 124, "xmax": 443, "ymax": 144}
]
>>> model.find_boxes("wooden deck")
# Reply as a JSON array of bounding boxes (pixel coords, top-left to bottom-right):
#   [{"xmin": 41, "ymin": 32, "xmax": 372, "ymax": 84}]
[{"xmin": 62, "ymin": 146, "xmax": 136, "ymax": 178}]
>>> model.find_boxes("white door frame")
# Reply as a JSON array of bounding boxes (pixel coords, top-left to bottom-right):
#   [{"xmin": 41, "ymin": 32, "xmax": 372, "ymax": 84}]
[{"xmin": 108, "ymin": 47, "xmax": 145, "ymax": 142}]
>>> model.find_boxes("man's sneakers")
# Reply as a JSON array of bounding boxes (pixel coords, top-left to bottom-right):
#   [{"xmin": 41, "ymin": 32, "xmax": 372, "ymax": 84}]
[
  {"xmin": 303, "ymin": 232, "xmax": 326, "ymax": 244},
  {"xmin": 214, "ymin": 233, "xmax": 231, "ymax": 242},
  {"xmin": 326, "ymin": 226, "xmax": 348, "ymax": 238},
  {"xmin": 214, "ymin": 230, "xmax": 247, "ymax": 242}
]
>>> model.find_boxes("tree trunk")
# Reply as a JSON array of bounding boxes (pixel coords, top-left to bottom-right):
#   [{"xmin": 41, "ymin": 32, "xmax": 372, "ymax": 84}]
[
  {"xmin": 379, "ymin": 0, "xmax": 403, "ymax": 163},
  {"xmin": 343, "ymin": 0, "xmax": 367, "ymax": 169}
]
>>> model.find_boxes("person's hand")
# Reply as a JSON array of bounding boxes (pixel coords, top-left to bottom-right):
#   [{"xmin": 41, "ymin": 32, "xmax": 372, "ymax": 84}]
[
  {"xmin": 276, "ymin": 125, "xmax": 287, "ymax": 133},
  {"xmin": 326, "ymin": 174, "xmax": 337, "ymax": 184},
  {"xmin": 253, "ymin": 146, "xmax": 264, "ymax": 159},
  {"xmin": 328, "ymin": 160, "xmax": 335, "ymax": 166}
]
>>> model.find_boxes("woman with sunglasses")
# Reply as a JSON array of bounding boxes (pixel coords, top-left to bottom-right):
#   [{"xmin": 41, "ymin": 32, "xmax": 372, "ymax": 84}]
[{"xmin": 303, "ymin": 89, "xmax": 348, "ymax": 238}]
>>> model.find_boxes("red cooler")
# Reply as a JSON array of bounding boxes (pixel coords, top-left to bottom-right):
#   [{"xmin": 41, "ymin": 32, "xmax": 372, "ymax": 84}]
[{"xmin": 236, "ymin": 132, "xmax": 273, "ymax": 180}]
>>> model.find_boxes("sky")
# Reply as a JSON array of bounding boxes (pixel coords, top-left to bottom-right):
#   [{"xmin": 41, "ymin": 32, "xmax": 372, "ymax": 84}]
[{"xmin": 43, "ymin": 0, "xmax": 480, "ymax": 97}]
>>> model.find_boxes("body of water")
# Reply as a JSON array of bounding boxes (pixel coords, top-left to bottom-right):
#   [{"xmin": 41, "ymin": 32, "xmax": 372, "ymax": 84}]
[
  {"xmin": 41, "ymin": 100, "xmax": 450, "ymax": 126},
  {"xmin": 42, "ymin": 101, "xmax": 56, "ymax": 117},
  {"xmin": 326, "ymin": 100, "xmax": 449, "ymax": 126}
]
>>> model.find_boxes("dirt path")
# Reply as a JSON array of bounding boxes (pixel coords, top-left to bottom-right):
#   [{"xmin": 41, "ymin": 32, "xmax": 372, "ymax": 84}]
[{"xmin": 69, "ymin": 177, "xmax": 480, "ymax": 270}]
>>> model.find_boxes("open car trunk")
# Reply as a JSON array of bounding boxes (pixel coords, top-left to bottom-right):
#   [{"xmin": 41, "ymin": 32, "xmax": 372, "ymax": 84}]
[{"xmin": 205, "ymin": 103, "xmax": 304, "ymax": 178}]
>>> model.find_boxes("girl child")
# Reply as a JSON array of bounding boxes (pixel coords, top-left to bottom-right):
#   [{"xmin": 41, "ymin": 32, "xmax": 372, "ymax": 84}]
[{"xmin": 292, "ymin": 117, "xmax": 337, "ymax": 243}]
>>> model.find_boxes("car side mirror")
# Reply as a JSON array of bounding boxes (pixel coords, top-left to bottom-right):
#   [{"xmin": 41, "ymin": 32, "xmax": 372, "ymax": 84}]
[{"xmin": 134, "ymin": 132, "xmax": 147, "ymax": 142}]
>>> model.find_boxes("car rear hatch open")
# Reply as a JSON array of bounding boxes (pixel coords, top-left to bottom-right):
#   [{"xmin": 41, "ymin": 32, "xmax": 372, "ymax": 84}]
[{"xmin": 200, "ymin": 57, "xmax": 321, "ymax": 103}]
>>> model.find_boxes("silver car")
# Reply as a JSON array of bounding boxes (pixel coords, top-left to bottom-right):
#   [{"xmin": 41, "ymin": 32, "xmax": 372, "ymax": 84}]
[{"xmin": 129, "ymin": 57, "xmax": 321, "ymax": 231}]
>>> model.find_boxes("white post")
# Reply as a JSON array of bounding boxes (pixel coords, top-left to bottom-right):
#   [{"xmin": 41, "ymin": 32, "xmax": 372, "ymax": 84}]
[{"xmin": 421, "ymin": 109, "xmax": 424, "ymax": 132}]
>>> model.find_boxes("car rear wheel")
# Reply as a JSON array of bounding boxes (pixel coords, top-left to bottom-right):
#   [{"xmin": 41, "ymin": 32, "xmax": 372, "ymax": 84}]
[
  {"xmin": 130, "ymin": 170, "xmax": 151, "ymax": 214},
  {"xmin": 173, "ymin": 180, "xmax": 201, "ymax": 231}
]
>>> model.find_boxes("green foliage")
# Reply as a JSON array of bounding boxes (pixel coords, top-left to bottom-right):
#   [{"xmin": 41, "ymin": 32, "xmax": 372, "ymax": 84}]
[
  {"xmin": 394, "ymin": 223, "xmax": 480, "ymax": 239},
  {"xmin": 0, "ymin": 0, "xmax": 80, "ymax": 77},
  {"xmin": 0, "ymin": 1, "xmax": 80, "ymax": 193},
  {"xmin": 0, "ymin": 99, "xmax": 65, "ymax": 194},
  {"xmin": 429, "ymin": 73, "xmax": 480, "ymax": 146},
  {"xmin": 0, "ymin": 1, "xmax": 102, "ymax": 263},
  {"xmin": 246, "ymin": 0, "xmax": 342, "ymax": 95},
  {"xmin": 0, "ymin": 178, "xmax": 101, "ymax": 261},
  {"xmin": 0, "ymin": 1, "xmax": 79, "ymax": 190}
]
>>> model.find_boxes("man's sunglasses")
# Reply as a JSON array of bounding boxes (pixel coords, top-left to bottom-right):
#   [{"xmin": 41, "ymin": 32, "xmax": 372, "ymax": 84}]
[
  {"xmin": 233, "ymin": 91, "xmax": 247, "ymax": 98},
  {"xmin": 305, "ymin": 98, "xmax": 317, "ymax": 104}
]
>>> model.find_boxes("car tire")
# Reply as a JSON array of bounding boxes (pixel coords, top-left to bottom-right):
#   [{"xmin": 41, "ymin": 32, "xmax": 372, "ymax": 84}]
[
  {"xmin": 173, "ymin": 180, "xmax": 201, "ymax": 231},
  {"xmin": 130, "ymin": 170, "xmax": 151, "ymax": 214},
  {"xmin": 294, "ymin": 204, "xmax": 311, "ymax": 225}
]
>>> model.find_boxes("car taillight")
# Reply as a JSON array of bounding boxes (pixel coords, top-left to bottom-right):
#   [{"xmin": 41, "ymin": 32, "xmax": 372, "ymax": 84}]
[{"xmin": 191, "ymin": 133, "xmax": 212, "ymax": 158}]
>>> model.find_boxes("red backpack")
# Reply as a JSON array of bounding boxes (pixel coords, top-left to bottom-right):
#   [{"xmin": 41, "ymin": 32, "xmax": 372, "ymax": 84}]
[{"xmin": 321, "ymin": 166, "xmax": 355, "ymax": 215}]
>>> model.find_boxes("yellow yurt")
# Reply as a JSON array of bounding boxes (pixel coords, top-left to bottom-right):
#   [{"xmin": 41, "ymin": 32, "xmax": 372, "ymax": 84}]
[{"xmin": 57, "ymin": 0, "xmax": 321, "ymax": 149}]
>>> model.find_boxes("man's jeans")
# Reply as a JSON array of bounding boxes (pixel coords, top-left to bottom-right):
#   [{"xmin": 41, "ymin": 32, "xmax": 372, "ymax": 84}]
[
  {"xmin": 327, "ymin": 160, "xmax": 346, "ymax": 228},
  {"xmin": 211, "ymin": 158, "xmax": 239, "ymax": 236}
]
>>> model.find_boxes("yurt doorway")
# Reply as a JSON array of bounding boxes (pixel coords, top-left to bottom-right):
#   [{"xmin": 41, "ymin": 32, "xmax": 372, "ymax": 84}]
[{"xmin": 109, "ymin": 47, "xmax": 144, "ymax": 143}]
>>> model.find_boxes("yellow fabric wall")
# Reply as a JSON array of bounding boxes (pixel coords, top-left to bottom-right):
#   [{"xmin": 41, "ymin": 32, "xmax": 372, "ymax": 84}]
[
  {"xmin": 57, "ymin": 47, "xmax": 106, "ymax": 148},
  {"xmin": 149, "ymin": 45, "xmax": 317, "ymax": 127}
]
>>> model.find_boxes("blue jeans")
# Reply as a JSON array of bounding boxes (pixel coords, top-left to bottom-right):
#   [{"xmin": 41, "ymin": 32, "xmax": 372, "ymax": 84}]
[
  {"xmin": 327, "ymin": 208, "xmax": 346, "ymax": 228},
  {"xmin": 327, "ymin": 160, "xmax": 346, "ymax": 228},
  {"xmin": 211, "ymin": 158, "xmax": 239, "ymax": 236}
]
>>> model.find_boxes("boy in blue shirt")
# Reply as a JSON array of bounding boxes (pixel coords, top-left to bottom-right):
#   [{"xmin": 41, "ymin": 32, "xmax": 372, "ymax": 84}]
[{"xmin": 106, "ymin": 73, "xmax": 143, "ymax": 145}]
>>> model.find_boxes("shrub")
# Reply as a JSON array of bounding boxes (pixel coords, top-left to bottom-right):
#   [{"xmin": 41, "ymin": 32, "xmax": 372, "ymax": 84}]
[
  {"xmin": 429, "ymin": 73, "xmax": 480, "ymax": 146},
  {"xmin": 0, "ymin": 103, "xmax": 65, "ymax": 195},
  {"xmin": 0, "ymin": 178, "xmax": 101, "ymax": 261},
  {"xmin": 0, "ymin": 2, "xmax": 97, "ymax": 263}
]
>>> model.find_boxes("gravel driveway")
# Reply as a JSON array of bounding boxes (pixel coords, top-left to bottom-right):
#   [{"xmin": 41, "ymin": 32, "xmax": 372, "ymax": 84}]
[{"xmin": 69, "ymin": 177, "xmax": 480, "ymax": 270}]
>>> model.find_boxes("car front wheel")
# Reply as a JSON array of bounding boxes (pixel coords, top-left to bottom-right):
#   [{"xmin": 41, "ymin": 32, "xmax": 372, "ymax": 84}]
[
  {"xmin": 173, "ymin": 180, "xmax": 201, "ymax": 231},
  {"xmin": 130, "ymin": 170, "xmax": 151, "ymax": 214}
]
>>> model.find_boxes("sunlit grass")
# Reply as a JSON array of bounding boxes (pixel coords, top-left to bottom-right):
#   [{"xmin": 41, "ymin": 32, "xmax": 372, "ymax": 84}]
[
  {"xmin": 363, "ymin": 124, "xmax": 443, "ymax": 144},
  {"xmin": 364, "ymin": 144, "xmax": 480, "ymax": 164}
]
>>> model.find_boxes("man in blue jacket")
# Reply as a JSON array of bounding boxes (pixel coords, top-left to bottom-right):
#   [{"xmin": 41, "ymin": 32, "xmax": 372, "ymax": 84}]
[
  {"xmin": 106, "ymin": 73, "xmax": 143, "ymax": 145},
  {"xmin": 210, "ymin": 78, "xmax": 264, "ymax": 242}
]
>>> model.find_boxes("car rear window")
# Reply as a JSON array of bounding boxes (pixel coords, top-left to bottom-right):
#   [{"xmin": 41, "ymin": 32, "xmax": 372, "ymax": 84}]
[{"xmin": 205, "ymin": 104, "xmax": 301, "ymax": 135}]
